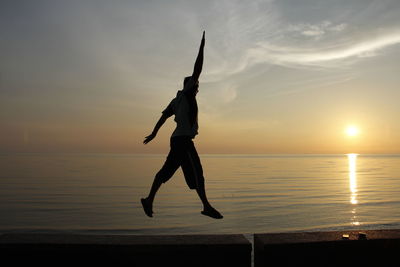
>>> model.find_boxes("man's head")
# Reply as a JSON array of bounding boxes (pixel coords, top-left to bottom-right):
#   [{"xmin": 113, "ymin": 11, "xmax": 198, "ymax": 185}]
[{"xmin": 184, "ymin": 76, "xmax": 199, "ymax": 96}]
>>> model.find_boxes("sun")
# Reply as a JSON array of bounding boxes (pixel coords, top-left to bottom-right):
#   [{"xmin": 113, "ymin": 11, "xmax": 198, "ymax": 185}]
[{"xmin": 345, "ymin": 125, "xmax": 360, "ymax": 137}]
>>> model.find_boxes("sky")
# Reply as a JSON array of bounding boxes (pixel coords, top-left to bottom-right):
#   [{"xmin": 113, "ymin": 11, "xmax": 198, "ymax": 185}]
[{"xmin": 1, "ymin": 0, "xmax": 400, "ymax": 154}]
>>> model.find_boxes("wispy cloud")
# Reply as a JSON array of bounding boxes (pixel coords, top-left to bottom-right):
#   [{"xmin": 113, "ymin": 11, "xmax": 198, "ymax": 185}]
[
  {"xmin": 205, "ymin": 27, "xmax": 400, "ymax": 81},
  {"xmin": 287, "ymin": 21, "xmax": 347, "ymax": 39},
  {"xmin": 248, "ymin": 31, "xmax": 400, "ymax": 67},
  {"xmin": 202, "ymin": 1, "xmax": 400, "ymax": 81}
]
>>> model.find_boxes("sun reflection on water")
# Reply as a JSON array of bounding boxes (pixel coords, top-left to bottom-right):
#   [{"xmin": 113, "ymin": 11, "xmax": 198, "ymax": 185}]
[
  {"xmin": 348, "ymin": 153, "xmax": 360, "ymax": 226},
  {"xmin": 348, "ymin": 153, "xmax": 358, "ymax": 205}
]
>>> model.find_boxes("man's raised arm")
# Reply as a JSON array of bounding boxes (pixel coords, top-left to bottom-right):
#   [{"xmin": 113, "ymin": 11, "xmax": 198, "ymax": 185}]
[{"xmin": 191, "ymin": 31, "xmax": 205, "ymax": 82}]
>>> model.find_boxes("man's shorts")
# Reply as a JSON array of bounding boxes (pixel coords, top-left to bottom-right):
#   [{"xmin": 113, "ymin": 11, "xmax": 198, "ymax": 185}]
[{"xmin": 156, "ymin": 136, "xmax": 204, "ymax": 189}]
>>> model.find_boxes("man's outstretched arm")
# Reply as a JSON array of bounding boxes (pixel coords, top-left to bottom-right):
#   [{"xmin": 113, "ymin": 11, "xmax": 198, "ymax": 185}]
[
  {"xmin": 143, "ymin": 113, "xmax": 169, "ymax": 144},
  {"xmin": 191, "ymin": 31, "xmax": 205, "ymax": 82}
]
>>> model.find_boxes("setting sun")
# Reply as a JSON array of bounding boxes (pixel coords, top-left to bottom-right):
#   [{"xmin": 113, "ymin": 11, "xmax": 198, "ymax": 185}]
[{"xmin": 346, "ymin": 126, "xmax": 360, "ymax": 137}]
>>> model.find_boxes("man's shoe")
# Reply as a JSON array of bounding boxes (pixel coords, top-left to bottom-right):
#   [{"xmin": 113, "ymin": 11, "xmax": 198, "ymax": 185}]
[
  {"xmin": 141, "ymin": 198, "xmax": 153, "ymax": 218},
  {"xmin": 201, "ymin": 207, "xmax": 223, "ymax": 219}
]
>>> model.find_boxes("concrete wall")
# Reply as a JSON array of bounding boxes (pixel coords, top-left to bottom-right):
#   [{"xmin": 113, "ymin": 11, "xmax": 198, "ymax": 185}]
[
  {"xmin": 254, "ymin": 230, "xmax": 400, "ymax": 267},
  {"xmin": 2, "ymin": 229, "xmax": 400, "ymax": 267},
  {"xmin": 0, "ymin": 233, "xmax": 252, "ymax": 267}
]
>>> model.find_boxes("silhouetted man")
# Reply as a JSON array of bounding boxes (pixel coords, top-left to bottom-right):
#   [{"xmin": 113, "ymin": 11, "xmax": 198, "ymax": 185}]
[{"xmin": 141, "ymin": 31, "xmax": 223, "ymax": 219}]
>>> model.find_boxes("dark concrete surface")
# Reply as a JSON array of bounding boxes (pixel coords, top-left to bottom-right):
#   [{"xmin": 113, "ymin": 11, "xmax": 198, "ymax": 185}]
[
  {"xmin": 254, "ymin": 229, "xmax": 400, "ymax": 267},
  {"xmin": 0, "ymin": 233, "xmax": 252, "ymax": 267}
]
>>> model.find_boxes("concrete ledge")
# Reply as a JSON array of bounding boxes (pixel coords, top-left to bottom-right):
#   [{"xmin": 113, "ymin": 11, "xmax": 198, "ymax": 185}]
[
  {"xmin": 0, "ymin": 233, "xmax": 251, "ymax": 267},
  {"xmin": 254, "ymin": 229, "xmax": 400, "ymax": 267}
]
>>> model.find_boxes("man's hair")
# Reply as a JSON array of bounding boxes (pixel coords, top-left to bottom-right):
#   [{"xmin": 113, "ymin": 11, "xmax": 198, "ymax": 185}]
[{"xmin": 184, "ymin": 76, "xmax": 192, "ymax": 87}]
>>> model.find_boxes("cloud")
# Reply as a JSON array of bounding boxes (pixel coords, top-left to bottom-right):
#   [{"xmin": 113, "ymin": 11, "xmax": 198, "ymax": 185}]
[
  {"xmin": 251, "ymin": 31, "xmax": 400, "ymax": 66},
  {"xmin": 201, "ymin": 1, "xmax": 400, "ymax": 81},
  {"xmin": 288, "ymin": 21, "xmax": 347, "ymax": 39},
  {"xmin": 330, "ymin": 23, "xmax": 347, "ymax": 32},
  {"xmin": 205, "ymin": 29, "xmax": 400, "ymax": 81},
  {"xmin": 218, "ymin": 85, "xmax": 237, "ymax": 103}
]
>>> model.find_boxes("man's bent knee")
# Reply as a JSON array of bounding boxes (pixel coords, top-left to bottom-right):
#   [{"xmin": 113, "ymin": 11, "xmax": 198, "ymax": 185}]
[{"xmin": 190, "ymin": 176, "xmax": 205, "ymax": 190}]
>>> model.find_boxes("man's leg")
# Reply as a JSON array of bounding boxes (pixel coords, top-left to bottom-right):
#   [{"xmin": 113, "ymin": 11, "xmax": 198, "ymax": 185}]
[
  {"xmin": 142, "ymin": 150, "xmax": 180, "ymax": 217},
  {"xmin": 145, "ymin": 172, "xmax": 163, "ymax": 208},
  {"xmin": 195, "ymin": 181, "xmax": 211, "ymax": 209},
  {"xmin": 183, "ymin": 141, "xmax": 223, "ymax": 219},
  {"xmin": 195, "ymin": 178, "xmax": 223, "ymax": 219}
]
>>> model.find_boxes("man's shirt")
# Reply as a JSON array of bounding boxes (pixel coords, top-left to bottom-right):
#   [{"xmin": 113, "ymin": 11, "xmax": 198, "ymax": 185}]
[{"xmin": 163, "ymin": 79, "xmax": 199, "ymax": 138}]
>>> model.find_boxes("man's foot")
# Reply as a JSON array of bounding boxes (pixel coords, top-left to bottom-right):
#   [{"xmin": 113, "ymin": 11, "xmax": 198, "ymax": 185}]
[
  {"xmin": 141, "ymin": 198, "xmax": 153, "ymax": 218},
  {"xmin": 201, "ymin": 207, "xmax": 223, "ymax": 219}
]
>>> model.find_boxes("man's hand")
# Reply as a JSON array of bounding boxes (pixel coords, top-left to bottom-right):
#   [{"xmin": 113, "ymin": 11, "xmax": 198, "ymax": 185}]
[
  {"xmin": 192, "ymin": 31, "xmax": 205, "ymax": 81},
  {"xmin": 143, "ymin": 133, "xmax": 156, "ymax": 144},
  {"xmin": 143, "ymin": 114, "xmax": 168, "ymax": 145}
]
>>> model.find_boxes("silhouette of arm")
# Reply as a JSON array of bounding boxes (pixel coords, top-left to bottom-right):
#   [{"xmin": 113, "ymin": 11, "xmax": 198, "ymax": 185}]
[
  {"xmin": 143, "ymin": 113, "xmax": 169, "ymax": 144},
  {"xmin": 192, "ymin": 31, "xmax": 205, "ymax": 81}
]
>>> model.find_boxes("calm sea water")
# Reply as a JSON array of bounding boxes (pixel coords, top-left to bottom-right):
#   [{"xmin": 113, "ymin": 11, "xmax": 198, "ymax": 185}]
[{"xmin": 1, "ymin": 153, "xmax": 400, "ymax": 235}]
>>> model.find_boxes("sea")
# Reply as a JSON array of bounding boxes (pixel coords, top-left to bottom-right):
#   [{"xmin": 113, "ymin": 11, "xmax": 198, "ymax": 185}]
[{"xmin": 1, "ymin": 153, "xmax": 400, "ymax": 236}]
